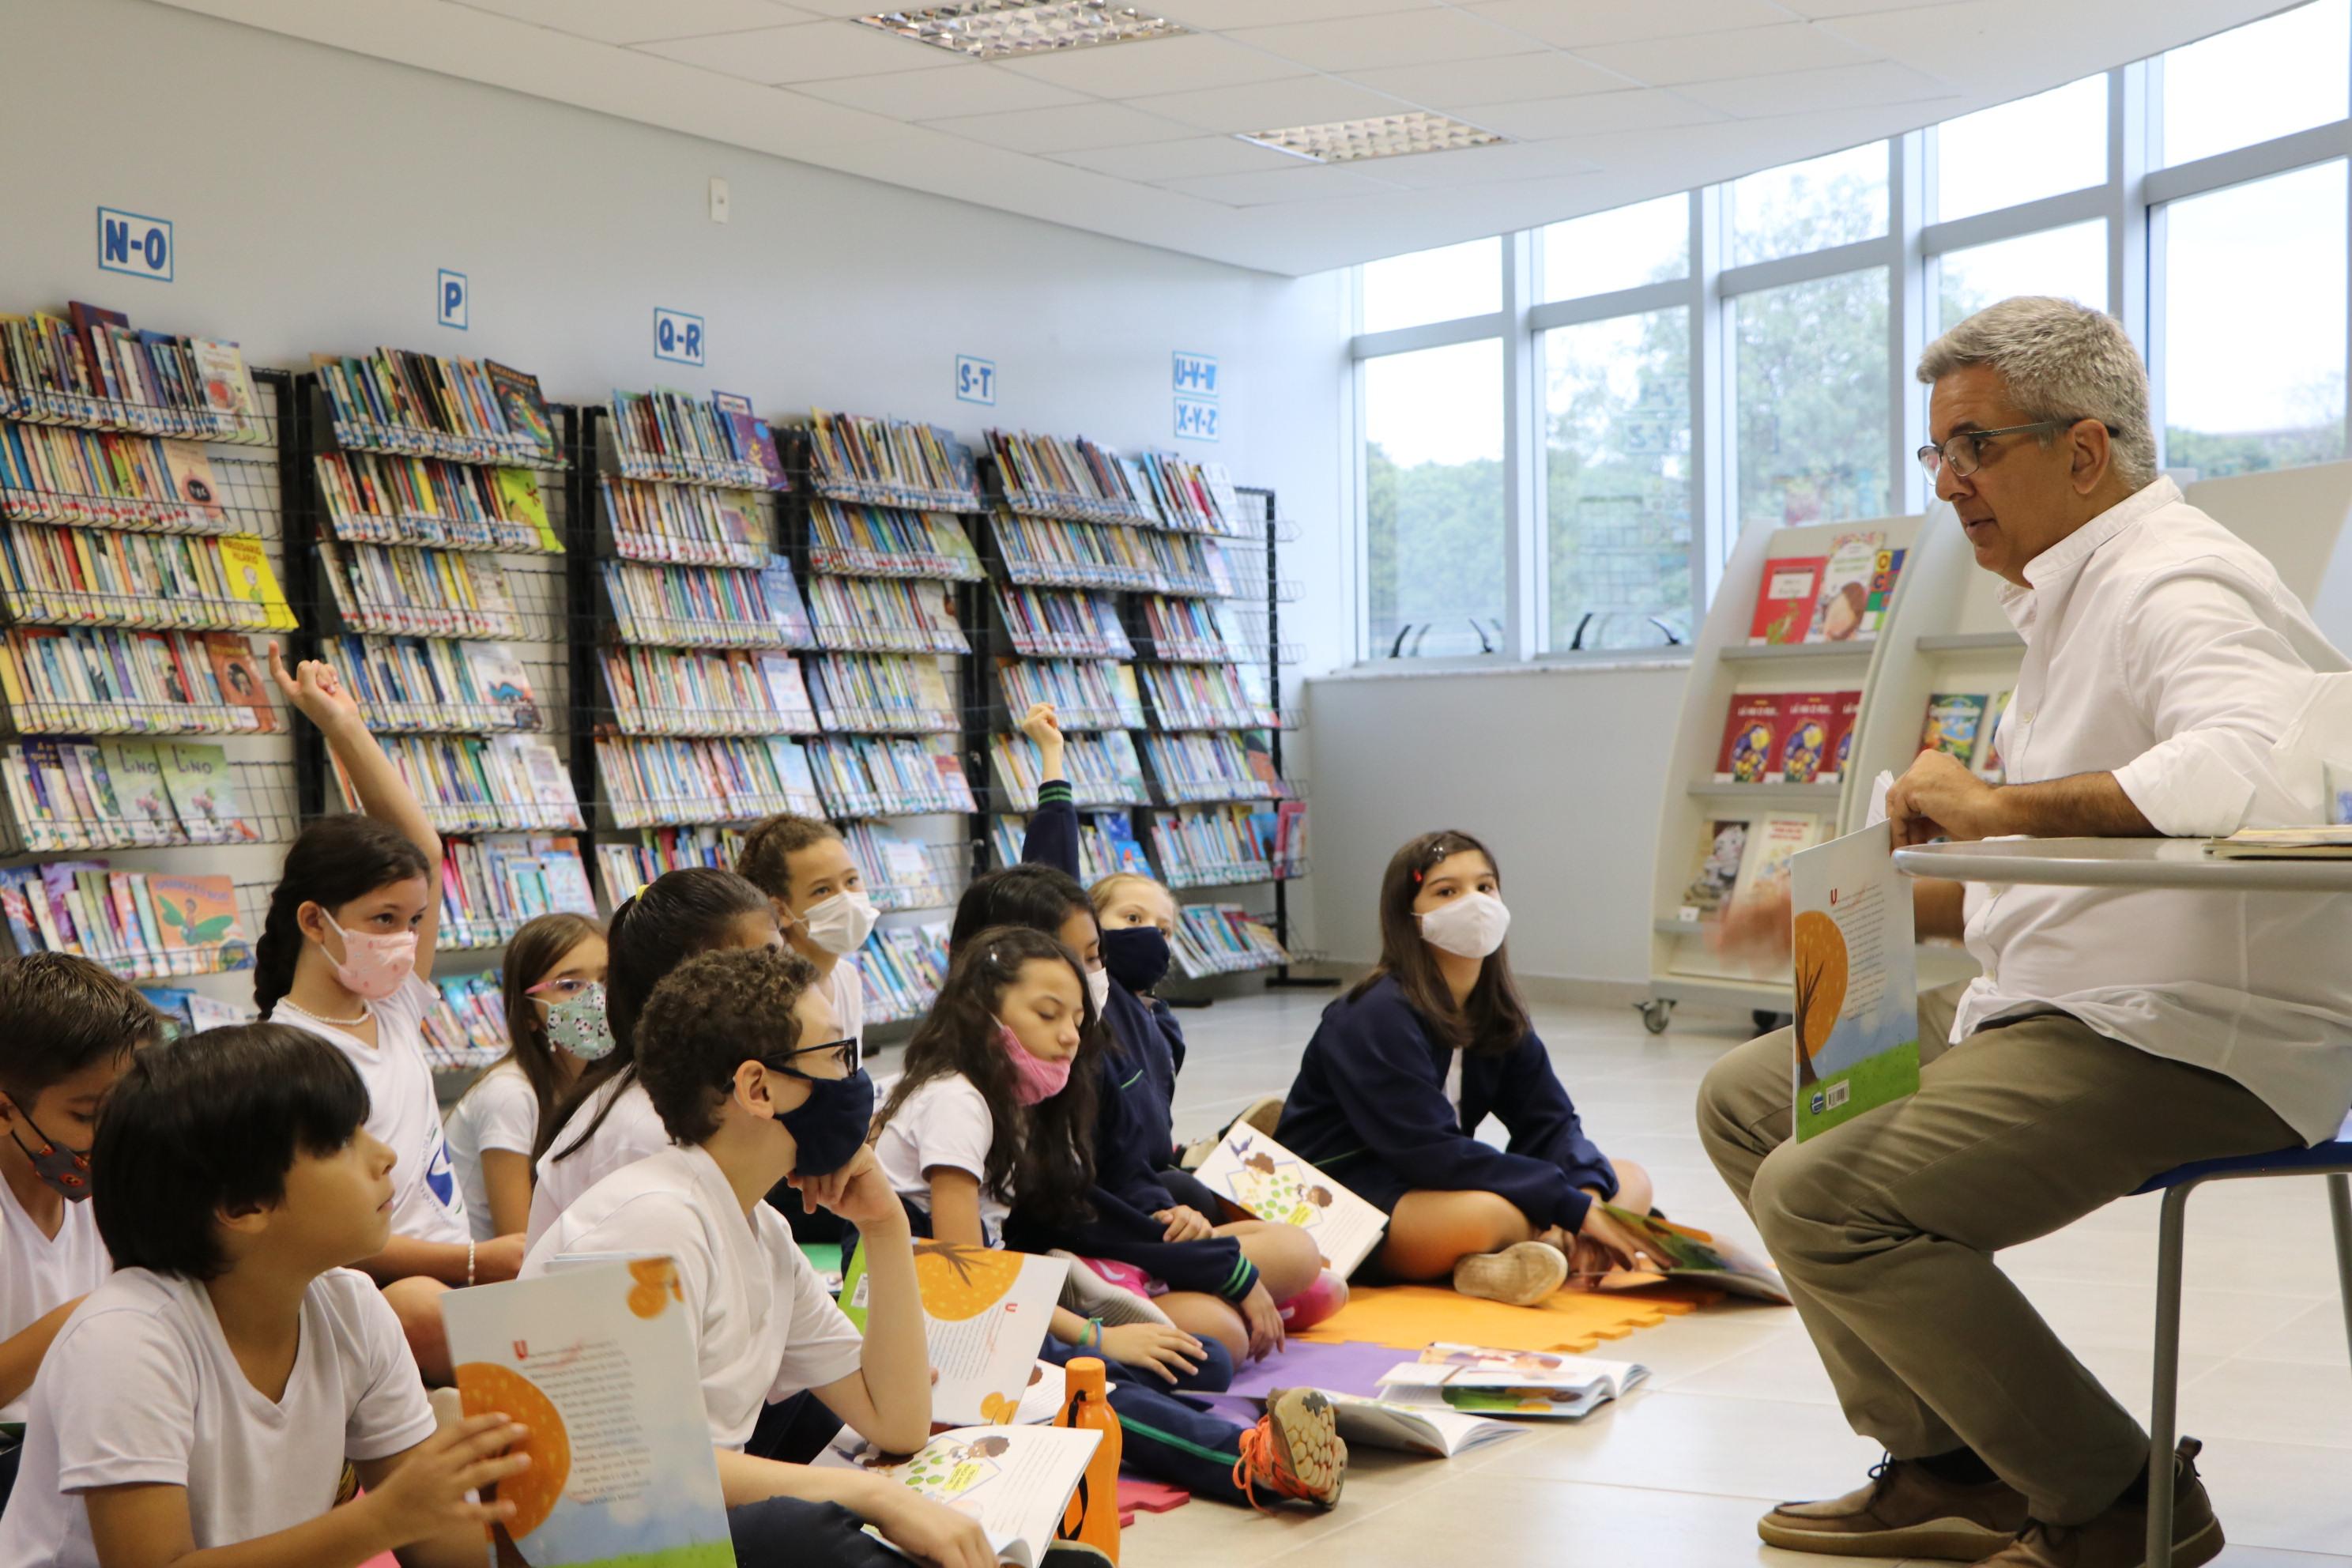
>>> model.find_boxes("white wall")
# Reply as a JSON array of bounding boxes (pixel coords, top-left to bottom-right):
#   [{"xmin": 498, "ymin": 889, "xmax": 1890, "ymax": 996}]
[{"xmin": 0, "ymin": 0, "xmax": 1351, "ymax": 677}]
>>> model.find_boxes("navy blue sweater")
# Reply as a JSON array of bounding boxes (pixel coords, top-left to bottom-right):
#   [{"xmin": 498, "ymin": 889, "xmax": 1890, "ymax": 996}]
[{"xmin": 1276, "ymin": 973, "xmax": 1618, "ymax": 1233}]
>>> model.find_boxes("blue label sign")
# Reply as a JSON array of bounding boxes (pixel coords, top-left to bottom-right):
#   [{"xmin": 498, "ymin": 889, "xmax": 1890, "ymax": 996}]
[
  {"xmin": 1174, "ymin": 395, "xmax": 1220, "ymax": 443},
  {"xmin": 437, "ymin": 270, "xmax": 469, "ymax": 330},
  {"xmin": 955, "ymin": 355, "xmax": 997, "ymax": 406},
  {"xmin": 654, "ymin": 307, "xmax": 705, "ymax": 367},
  {"xmin": 97, "ymin": 208, "xmax": 172, "ymax": 282},
  {"xmin": 1172, "ymin": 351, "xmax": 1219, "ymax": 397}
]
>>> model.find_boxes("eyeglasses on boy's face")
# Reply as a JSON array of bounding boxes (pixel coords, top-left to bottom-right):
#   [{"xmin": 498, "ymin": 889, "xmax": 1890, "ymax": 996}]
[
  {"xmin": 763, "ymin": 1037, "xmax": 860, "ymax": 1080},
  {"xmin": 526, "ymin": 976, "xmax": 601, "ymax": 1001}
]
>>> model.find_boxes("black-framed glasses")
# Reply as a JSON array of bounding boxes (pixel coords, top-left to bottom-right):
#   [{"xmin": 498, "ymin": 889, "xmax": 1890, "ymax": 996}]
[
  {"xmin": 763, "ymin": 1037, "xmax": 859, "ymax": 1079},
  {"xmin": 1916, "ymin": 420, "xmax": 2073, "ymax": 480}
]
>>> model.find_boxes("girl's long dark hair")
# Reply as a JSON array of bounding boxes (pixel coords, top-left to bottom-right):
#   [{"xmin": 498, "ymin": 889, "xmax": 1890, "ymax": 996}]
[
  {"xmin": 948, "ymin": 864, "xmax": 1092, "ymax": 956},
  {"xmin": 539, "ymin": 868, "xmax": 768, "ymax": 1162},
  {"xmin": 876, "ymin": 925, "xmax": 1101, "ymax": 1232},
  {"xmin": 462, "ymin": 911, "xmax": 603, "ymax": 1136},
  {"xmin": 1348, "ymin": 828, "xmax": 1532, "ymax": 1058},
  {"xmin": 254, "ymin": 816, "xmax": 432, "ymax": 1020}
]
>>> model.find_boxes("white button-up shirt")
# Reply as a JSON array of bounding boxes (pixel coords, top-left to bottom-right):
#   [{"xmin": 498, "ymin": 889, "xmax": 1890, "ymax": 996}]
[{"xmin": 1953, "ymin": 477, "xmax": 2352, "ymax": 1144}]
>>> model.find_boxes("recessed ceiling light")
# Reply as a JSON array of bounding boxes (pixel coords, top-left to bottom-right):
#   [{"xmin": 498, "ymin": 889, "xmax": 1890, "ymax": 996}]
[
  {"xmin": 856, "ymin": 1, "xmax": 1188, "ymax": 61},
  {"xmin": 1238, "ymin": 111, "xmax": 1506, "ymax": 164}
]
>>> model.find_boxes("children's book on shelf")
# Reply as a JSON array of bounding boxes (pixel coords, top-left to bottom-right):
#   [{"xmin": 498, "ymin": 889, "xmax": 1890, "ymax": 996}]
[
  {"xmin": 1807, "ymin": 530, "xmax": 1884, "ymax": 643},
  {"xmin": 1376, "ymin": 1346, "xmax": 1650, "ymax": 1420},
  {"xmin": 1973, "ymin": 689, "xmax": 2012, "ymax": 782},
  {"xmin": 1921, "ymin": 692, "xmax": 1989, "ymax": 767},
  {"xmin": 1587, "ymin": 1204, "xmax": 1791, "ymax": 1302},
  {"xmin": 1776, "ymin": 691, "xmax": 1838, "ymax": 783},
  {"xmin": 839, "ymin": 1241, "xmax": 1069, "ymax": 1427},
  {"xmin": 154, "ymin": 741, "xmax": 256, "ymax": 843},
  {"xmin": 0, "ymin": 307, "xmax": 267, "ymax": 442},
  {"xmin": 1727, "ymin": 812, "xmax": 1823, "ymax": 906},
  {"xmin": 1193, "ymin": 1125, "xmax": 1388, "ymax": 1276},
  {"xmin": 200, "ymin": 632, "xmax": 275, "ymax": 731},
  {"xmin": 815, "ymin": 1426, "xmax": 1100, "ymax": 1568},
  {"xmin": 443, "ymin": 1260, "xmax": 735, "ymax": 1568},
  {"xmin": 1864, "ymin": 546, "xmax": 1907, "ymax": 634},
  {"xmin": 1713, "ymin": 693, "xmax": 1782, "ymax": 784},
  {"xmin": 857, "ymin": 921, "xmax": 951, "ymax": 1025},
  {"xmin": 1748, "ymin": 553, "xmax": 1825, "ymax": 645},
  {"xmin": 1824, "ymin": 689, "xmax": 1862, "ymax": 783},
  {"xmin": 1789, "ymin": 822, "xmax": 1920, "ymax": 1142},
  {"xmin": 1678, "ymin": 816, "xmax": 1752, "ymax": 922},
  {"xmin": 805, "ymin": 410, "xmax": 980, "ymax": 509},
  {"xmin": 0, "ymin": 863, "xmax": 251, "ymax": 979},
  {"xmin": 1293, "ymin": 1389, "xmax": 1525, "ymax": 1458},
  {"xmin": 1170, "ymin": 903, "xmax": 1287, "ymax": 978}
]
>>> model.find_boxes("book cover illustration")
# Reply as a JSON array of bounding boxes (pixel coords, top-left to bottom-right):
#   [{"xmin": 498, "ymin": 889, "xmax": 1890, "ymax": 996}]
[
  {"xmin": 1777, "ymin": 692, "xmax": 1837, "ymax": 783},
  {"xmin": 145, "ymin": 873, "xmax": 250, "ymax": 970},
  {"xmin": 1863, "ymin": 547, "xmax": 1907, "ymax": 634},
  {"xmin": 213, "ymin": 534, "xmax": 298, "ymax": 630},
  {"xmin": 1713, "ymin": 694, "xmax": 1782, "ymax": 784},
  {"xmin": 1728, "ymin": 812, "xmax": 1822, "ymax": 906},
  {"xmin": 442, "ymin": 1259, "xmax": 735, "ymax": 1568},
  {"xmin": 1587, "ymin": 1207, "xmax": 1790, "ymax": 1303},
  {"xmin": 201, "ymin": 633, "xmax": 276, "ymax": 732},
  {"xmin": 1748, "ymin": 556, "xmax": 1825, "ymax": 645},
  {"xmin": 839, "ymin": 1241, "xmax": 1068, "ymax": 1428},
  {"xmin": 157, "ymin": 742, "xmax": 253, "ymax": 842},
  {"xmin": 1821, "ymin": 690, "xmax": 1862, "ymax": 784},
  {"xmin": 816, "ymin": 1425, "xmax": 1099, "ymax": 1568},
  {"xmin": 1807, "ymin": 531, "xmax": 1883, "ymax": 643},
  {"xmin": 1790, "ymin": 822, "xmax": 1920, "ymax": 1142},
  {"xmin": 1921, "ymin": 693, "xmax": 1988, "ymax": 767},
  {"xmin": 1680, "ymin": 817, "xmax": 1751, "ymax": 919},
  {"xmin": 1973, "ymin": 689, "xmax": 2014, "ymax": 782},
  {"xmin": 161, "ymin": 441, "xmax": 225, "ymax": 527},
  {"xmin": 1194, "ymin": 1125, "xmax": 1388, "ymax": 1277},
  {"xmin": 1377, "ymin": 1345, "xmax": 1650, "ymax": 1419},
  {"xmin": 494, "ymin": 468, "xmax": 561, "ymax": 552}
]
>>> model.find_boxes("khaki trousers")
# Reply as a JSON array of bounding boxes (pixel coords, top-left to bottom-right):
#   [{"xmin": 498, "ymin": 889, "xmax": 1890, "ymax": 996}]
[{"xmin": 1695, "ymin": 983, "xmax": 2296, "ymax": 1524}]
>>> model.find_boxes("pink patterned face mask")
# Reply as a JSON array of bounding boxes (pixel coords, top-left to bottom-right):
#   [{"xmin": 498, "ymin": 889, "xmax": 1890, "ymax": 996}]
[
  {"xmin": 317, "ymin": 911, "xmax": 417, "ymax": 1001},
  {"xmin": 998, "ymin": 1022, "xmax": 1073, "ymax": 1106}
]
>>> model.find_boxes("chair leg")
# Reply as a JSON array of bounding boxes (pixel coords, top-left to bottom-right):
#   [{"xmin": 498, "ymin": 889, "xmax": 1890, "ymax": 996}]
[
  {"xmin": 2147, "ymin": 1182, "xmax": 2196, "ymax": 1568},
  {"xmin": 2329, "ymin": 1172, "xmax": 2352, "ymax": 1367}
]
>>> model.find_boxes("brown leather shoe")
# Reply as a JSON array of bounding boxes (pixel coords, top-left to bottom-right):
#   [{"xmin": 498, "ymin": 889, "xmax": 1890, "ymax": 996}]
[
  {"xmin": 1759, "ymin": 1456, "xmax": 2030, "ymax": 1559},
  {"xmin": 1970, "ymin": 1440, "xmax": 2223, "ymax": 1568}
]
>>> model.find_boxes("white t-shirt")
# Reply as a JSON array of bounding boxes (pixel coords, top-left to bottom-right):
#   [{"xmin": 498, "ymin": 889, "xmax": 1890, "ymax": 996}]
[
  {"xmin": 0, "ymin": 1267, "xmax": 436, "ymax": 1568},
  {"xmin": 873, "ymin": 1073, "xmax": 1012, "ymax": 1245},
  {"xmin": 526, "ymin": 1076, "xmax": 671, "ymax": 1249},
  {"xmin": 521, "ymin": 1145, "xmax": 863, "ymax": 1449},
  {"xmin": 0, "ymin": 1180, "xmax": 107, "ymax": 1424},
  {"xmin": 276, "ymin": 978, "xmax": 468, "ymax": 1246},
  {"xmin": 820, "ymin": 957, "xmax": 865, "ymax": 1056},
  {"xmin": 443, "ymin": 1061, "xmax": 538, "ymax": 1243}
]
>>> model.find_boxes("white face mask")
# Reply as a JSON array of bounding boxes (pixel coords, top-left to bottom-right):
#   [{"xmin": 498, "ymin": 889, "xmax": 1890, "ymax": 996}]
[
  {"xmin": 1086, "ymin": 965, "xmax": 1111, "ymax": 1016},
  {"xmin": 1419, "ymin": 891, "xmax": 1510, "ymax": 959},
  {"xmin": 793, "ymin": 888, "xmax": 879, "ymax": 956}
]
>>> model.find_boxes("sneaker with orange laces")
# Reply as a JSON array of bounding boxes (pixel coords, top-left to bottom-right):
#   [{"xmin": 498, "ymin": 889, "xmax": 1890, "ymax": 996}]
[{"xmin": 1234, "ymin": 1389, "xmax": 1347, "ymax": 1511}]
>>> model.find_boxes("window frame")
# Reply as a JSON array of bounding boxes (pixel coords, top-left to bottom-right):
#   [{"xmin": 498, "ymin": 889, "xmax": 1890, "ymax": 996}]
[{"xmin": 1346, "ymin": 20, "xmax": 2352, "ymax": 668}]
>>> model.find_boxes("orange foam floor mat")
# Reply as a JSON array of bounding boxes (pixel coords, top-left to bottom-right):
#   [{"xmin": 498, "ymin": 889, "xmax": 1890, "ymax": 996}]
[{"xmin": 1296, "ymin": 1281, "xmax": 1721, "ymax": 1353}]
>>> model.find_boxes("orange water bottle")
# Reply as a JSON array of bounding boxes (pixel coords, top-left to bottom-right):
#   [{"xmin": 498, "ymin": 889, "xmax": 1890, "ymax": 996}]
[{"xmin": 1054, "ymin": 1356, "xmax": 1122, "ymax": 1562}]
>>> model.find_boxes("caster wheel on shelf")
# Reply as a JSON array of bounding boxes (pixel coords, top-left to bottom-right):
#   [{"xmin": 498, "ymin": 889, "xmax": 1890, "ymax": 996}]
[{"xmin": 1638, "ymin": 1000, "xmax": 1674, "ymax": 1035}]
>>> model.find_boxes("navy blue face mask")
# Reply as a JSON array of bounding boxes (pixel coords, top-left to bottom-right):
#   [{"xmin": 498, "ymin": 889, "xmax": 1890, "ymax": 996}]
[
  {"xmin": 1100, "ymin": 925, "xmax": 1172, "ymax": 996},
  {"xmin": 765, "ymin": 1038, "xmax": 873, "ymax": 1178}
]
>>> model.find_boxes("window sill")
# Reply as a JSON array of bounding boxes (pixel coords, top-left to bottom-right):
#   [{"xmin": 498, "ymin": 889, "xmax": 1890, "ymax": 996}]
[{"xmin": 1315, "ymin": 649, "xmax": 1694, "ymax": 683}]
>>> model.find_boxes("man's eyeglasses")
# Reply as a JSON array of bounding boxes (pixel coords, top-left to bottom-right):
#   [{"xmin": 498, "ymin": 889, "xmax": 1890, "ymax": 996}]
[
  {"xmin": 764, "ymin": 1037, "xmax": 859, "ymax": 1079},
  {"xmin": 1916, "ymin": 420, "xmax": 2082, "ymax": 480}
]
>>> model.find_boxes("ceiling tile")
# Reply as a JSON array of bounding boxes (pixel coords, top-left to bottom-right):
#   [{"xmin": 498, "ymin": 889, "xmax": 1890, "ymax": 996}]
[
  {"xmin": 1344, "ymin": 51, "xmax": 1632, "ymax": 108},
  {"xmin": 1465, "ymin": 0, "xmax": 1794, "ymax": 49},
  {"xmin": 452, "ymin": 0, "xmax": 817, "ymax": 45},
  {"xmin": 1157, "ymin": 0, "xmax": 1434, "ymax": 26},
  {"xmin": 1363, "ymin": 139, "xmax": 1602, "ymax": 188},
  {"xmin": 1156, "ymin": 165, "xmax": 1406, "ymax": 207},
  {"xmin": 1231, "ymin": 9, "xmax": 1541, "ymax": 74},
  {"xmin": 921, "ymin": 99, "xmax": 1200, "ymax": 153},
  {"xmin": 1130, "ymin": 75, "xmax": 1420, "ymax": 134},
  {"xmin": 1574, "ymin": 22, "xmax": 1881, "ymax": 86},
  {"xmin": 1453, "ymin": 88, "xmax": 1727, "ymax": 141},
  {"xmin": 1678, "ymin": 58, "xmax": 1959, "ymax": 117},
  {"xmin": 993, "ymin": 32, "xmax": 1298, "ymax": 96},
  {"xmin": 1046, "ymin": 134, "xmax": 1317, "ymax": 182},
  {"xmin": 796, "ymin": 62, "xmax": 1091, "ymax": 117},
  {"xmin": 635, "ymin": 18, "xmax": 959, "ymax": 81}
]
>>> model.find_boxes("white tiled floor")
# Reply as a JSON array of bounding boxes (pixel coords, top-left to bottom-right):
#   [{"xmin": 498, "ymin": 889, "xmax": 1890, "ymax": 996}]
[{"xmin": 1040, "ymin": 989, "xmax": 2352, "ymax": 1568}]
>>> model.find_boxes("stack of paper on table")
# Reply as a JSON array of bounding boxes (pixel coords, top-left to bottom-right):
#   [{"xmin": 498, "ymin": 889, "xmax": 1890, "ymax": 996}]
[
  {"xmin": 1589, "ymin": 1205, "xmax": 1792, "ymax": 1304},
  {"xmin": 816, "ymin": 1425, "xmax": 1101, "ymax": 1568},
  {"xmin": 840, "ymin": 1240, "xmax": 1070, "ymax": 1427},
  {"xmin": 1376, "ymin": 1343, "xmax": 1650, "ymax": 1419},
  {"xmin": 2205, "ymin": 826, "xmax": 2352, "ymax": 858},
  {"xmin": 1192, "ymin": 1123, "xmax": 1388, "ymax": 1276}
]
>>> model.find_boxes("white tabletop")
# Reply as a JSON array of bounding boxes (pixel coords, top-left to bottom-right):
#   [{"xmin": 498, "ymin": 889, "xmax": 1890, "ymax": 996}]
[{"xmin": 1894, "ymin": 837, "xmax": 2352, "ymax": 893}]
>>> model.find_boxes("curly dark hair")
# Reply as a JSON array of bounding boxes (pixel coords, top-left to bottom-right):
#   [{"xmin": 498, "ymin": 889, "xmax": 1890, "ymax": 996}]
[
  {"xmin": 874, "ymin": 925, "xmax": 1099, "ymax": 1231},
  {"xmin": 735, "ymin": 812, "xmax": 843, "ymax": 905},
  {"xmin": 636, "ymin": 946, "xmax": 820, "ymax": 1145}
]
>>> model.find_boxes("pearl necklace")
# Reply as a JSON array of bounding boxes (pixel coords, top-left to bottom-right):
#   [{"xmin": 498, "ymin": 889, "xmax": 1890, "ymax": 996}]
[{"xmin": 279, "ymin": 995, "xmax": 374, "ymax": 1028}]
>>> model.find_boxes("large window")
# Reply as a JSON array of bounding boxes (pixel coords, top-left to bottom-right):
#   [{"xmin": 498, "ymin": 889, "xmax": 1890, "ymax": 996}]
[
  {"xmin": 1349, "ymin": 1, "xmax": 2352, "ymax": 663},
  {"xmin": 1732, "ymin": 271, "xmax": 1890, "ymax": 530},
  {"xmin": 1728, "ymin": 144, "xmax": 1886, "ymax": 265},
  {"xmin": 2163, "ymin": 161, "xmax": 2348, "ymax": 477},
  {"xmin": 1544, "ymin": 195, "xmax": 1688, "ymax": 302},
  {"xmin": 2161, "ymin": 0, "xmax": 2348, "ymax": 167},
  {"xmin": 1543, "ymin": 313, "xmax": 1691, "ymax": 650},
  {"xmin": 1360, "ymin": 237, "xmax": 1502, "ymax": 334},
  {"xmin": 1363, "ymin": 340, "xmax": 1506, "ymax": 658},
  {"xmin": 1939, "ymin": 221, "xmax": 2109, "ymax": 331}
]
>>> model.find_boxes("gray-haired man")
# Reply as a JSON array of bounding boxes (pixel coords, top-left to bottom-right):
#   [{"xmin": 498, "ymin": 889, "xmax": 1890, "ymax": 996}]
[{"xmin": 1698, "ymin": 296, "xmax": 2352, "ymax": 1568}]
